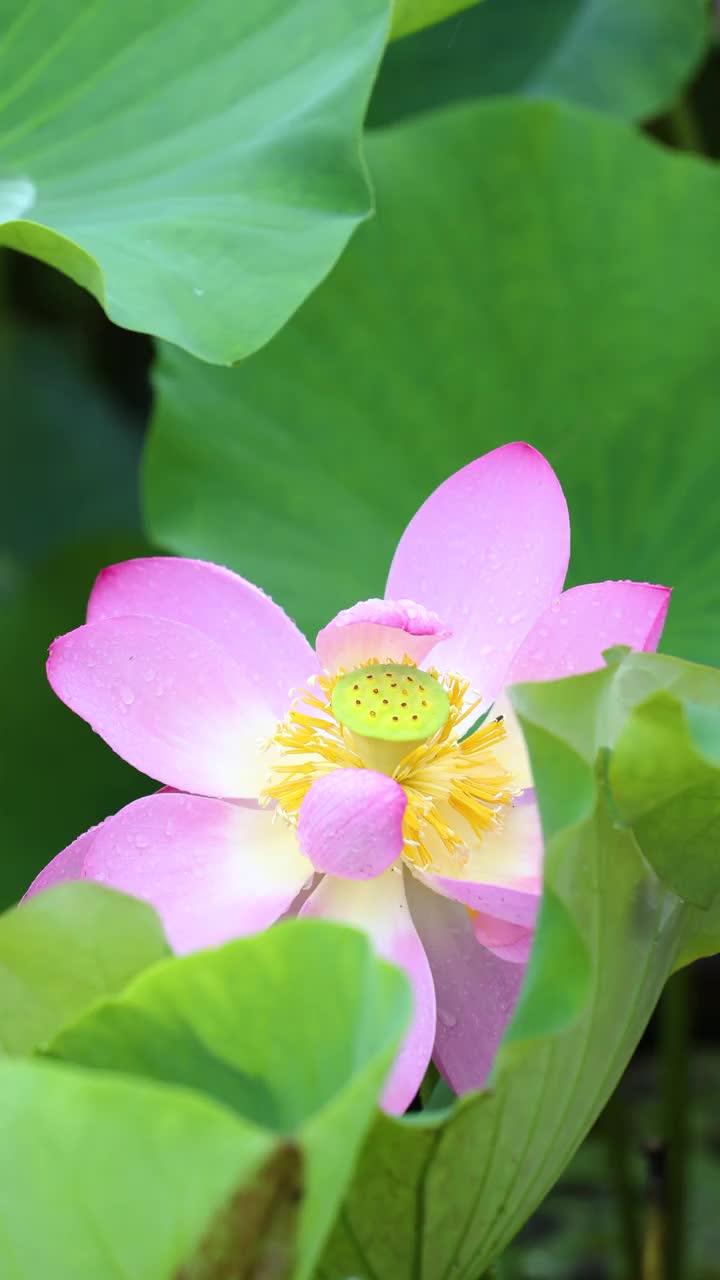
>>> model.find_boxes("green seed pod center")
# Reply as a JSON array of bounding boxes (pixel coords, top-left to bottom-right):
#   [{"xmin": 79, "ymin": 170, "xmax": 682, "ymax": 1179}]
[{"xmin": 332, "ymin": 663, "xmax": 449, "ymax": 743}]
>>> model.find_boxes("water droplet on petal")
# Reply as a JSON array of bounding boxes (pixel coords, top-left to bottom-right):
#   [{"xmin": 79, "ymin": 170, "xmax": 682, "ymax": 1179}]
[
  {"xmin": 120, "ymin": 685, "xmax": 135, "ymax": 706},
  {"xmin": 134, "ymin": 835, "xmax": 149, "ymax": 849},
  {"xmin": 438, "ymin": 1008, "xmax": 457, "ymax": 1030}
]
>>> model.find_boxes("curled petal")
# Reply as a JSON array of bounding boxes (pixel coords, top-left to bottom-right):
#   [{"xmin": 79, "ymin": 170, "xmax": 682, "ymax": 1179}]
[
  {"xmin": 506, "ymin": 579, "xmax": 672, "ymax": 684},
  {"xmin": 48, "ymin": 615, "xmax": 276, "ymax": 798},
  {"xmin": 316, "ymin": 597, "xmax": 450, "ymax": 673},
  {"xmin": 387, "ymin": 443, "xmax": 570, "ymax": 704},
  {"xmin": 80, "ymin": 792, "xmax": 310, "ymax": 953},
  {"xmin": 88, "ymin": 557, "xmax": 318, "ymax": 718},
  {"xmin": 300, "ymin": 870, "xmax": 435, "ymax": 1114},
  {"xmin": 407, "ymin": 875, "xmax": 525, "ymax": 1094},
  {"xmin": 297, "ymin": 769, "xmax": 406, "ymax": 879}
]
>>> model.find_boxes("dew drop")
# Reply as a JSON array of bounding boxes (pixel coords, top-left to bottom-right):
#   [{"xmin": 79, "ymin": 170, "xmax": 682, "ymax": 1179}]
[
  {"xmin": 438, "ymin": 1008, "xmax": 457, "ymax": 1029},
  {"xmin": 134, "ymin": 835, "xmax": 149, "ymax": 849},
  {"xmin": 120, "ymin": 685, "xmax": 135, "ymax": 706}
]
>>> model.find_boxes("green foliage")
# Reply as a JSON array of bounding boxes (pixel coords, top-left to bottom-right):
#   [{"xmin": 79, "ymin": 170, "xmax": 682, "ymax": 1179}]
[
  {"xmin": 0, "ymin": 321, "xmax": 152, "ymax": 906},
  {"xmin": 0, "ymin": 0, "xmax": 390, "ymax": 362},
  {"xmin": 373, "ymin": 0, "xmax": 707, "ymax": 126},
  {"xmin": 390, "ymin": 0, "xmax": 477, "ymax": 40},
  {"xmin": 3, "ymin": 2, "xmax": 720, "ymax": 1274},
  {"xmin": 610, "ymin": 693, "xmax": 720, "ymax": 908},
  {"xmin": 50, "ymin": 920, "xmax": 411, "ymax": 1280},
  {"xmin": 0, "ymin": 883, "xmax": 169, "ymax": 1057},
  {"xmin": 145, "ymin": 98, "xmax": 720, "ymax": 665},
  {"xmin": 0, "ymin": 326, "xmax": 141, "ymax": 563},
  {"xmin": 0, "ymin": 1057, "xmax": 276, "ymax": 1280},
  {"xmin": 317, "ymin": 650, "xmax": 720, "ymax": 1278},
  {"xmin": 0, "ymin": 536, "xmax": 153, "ymax": 907}
]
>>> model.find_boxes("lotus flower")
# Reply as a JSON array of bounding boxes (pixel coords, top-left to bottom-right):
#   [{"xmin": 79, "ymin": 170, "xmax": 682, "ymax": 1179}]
[{"xmin": 28, "ymin": 444, "xmax": 670, "ymax": 1111}]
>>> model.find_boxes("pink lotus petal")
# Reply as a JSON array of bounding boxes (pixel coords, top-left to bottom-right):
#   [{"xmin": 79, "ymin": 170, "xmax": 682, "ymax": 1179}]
[
  {"xmin": 300, "ymin": 869, "xmax": 435, "ymax": 1114},
  {"xmin": 81, "ymin": 792, "xmax": 310, "ymax": 953},
  {"xmin": 414, "ymin": 803, "xmax": 543, "ymax": 926},
  {"xmin": 491, "ymin": 582, "xmax": 671, "ymax": 789},
  {"xmin": 316, "ymin": 598, "xmax": 451, "ymax": 673},
  {"xmin": 297, "ymin": 769, "xmax": 407, "ymax": 879},
  {"xmin": 407, "ymin": 875, "xmax": 525, "ymax": 1093},
  {"xmin": 23, "ymin": 825, "xmax": 100, "ymax": 899},
  {"xmin": 386, "ymin": 443, "xmax": 570, "ymax": 703},
  {"xmin": 88, "ymin": 557, "xmax": 318, "ymax": 717},
  {"xmin": 472, "ymin": 912, "xmax": 534, "ymax": 964},
  {"xmin": 48, "ymin": 616, "xmax": 276, "ymax": 798},
  {"xmin": 506, "ymin": 580, "xmax": 672, "ymax": 684}
]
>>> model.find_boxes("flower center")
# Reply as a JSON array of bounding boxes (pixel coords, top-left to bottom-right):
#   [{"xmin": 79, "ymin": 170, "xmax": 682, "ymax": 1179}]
[
  {"xmin": 261, "ymin": 658, "xmax": 515, "ymax": 872},
  {"xmin": 331, "ymin": 662, "xmax": 449, "ymax": 775}
]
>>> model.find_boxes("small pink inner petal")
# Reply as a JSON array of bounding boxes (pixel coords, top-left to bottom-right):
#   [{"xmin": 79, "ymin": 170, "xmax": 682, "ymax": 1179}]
[
  {"xmin": 316, "ymin": 598, "xmax": 451, "ymax": 673},
  {"xmin": 87, "ymin": 556, "xmax": 318, "ymax": 717},
  {"xmin": 297, "ymin": 769, "xmax": 407, "ymax": 880}
]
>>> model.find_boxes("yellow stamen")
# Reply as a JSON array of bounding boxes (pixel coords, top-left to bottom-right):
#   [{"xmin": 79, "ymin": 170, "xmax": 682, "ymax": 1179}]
[{"xmin": 261, "ymin": 657, "xmax": 514, "ymax": 872}]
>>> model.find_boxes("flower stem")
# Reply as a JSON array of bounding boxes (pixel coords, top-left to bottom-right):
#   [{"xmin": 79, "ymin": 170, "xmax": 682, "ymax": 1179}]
[
  {"xmin": 603, "ymin": 1088, "xmax": 642, "ymax": 1278},
  {"xmin": 658, "ymin": 969, "xmax": 691, "ymax": 1280},
  {"xmin": 642, "ymin": 1141, "xmax": 668, "ymax": 1280}
]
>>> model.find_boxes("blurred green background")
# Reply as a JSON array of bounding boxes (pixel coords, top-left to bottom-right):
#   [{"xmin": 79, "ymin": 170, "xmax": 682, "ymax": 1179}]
[{"xmin": 1, "ymin": 2, "xmax": 719, "ymax": 1273}]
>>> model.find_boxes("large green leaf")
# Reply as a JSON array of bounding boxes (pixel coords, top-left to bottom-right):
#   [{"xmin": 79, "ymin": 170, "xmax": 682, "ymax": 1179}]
[
  {"xmin": 0, "ymin": 324, "xmax": 141, "ymax": 565},
  {"xmin": 0, "ymin": 0, "xmax": 390, "ymax": 363},
  {"xmin": 0, "ymin": 537, "xmax": 154, "ymax": 909},
  {"xmin": 50, "ymin": 919, "xmax": 411, "ymax": 1280},
  {"xmin": 0, "ymin": 1057, "xmax": 281, "ymax": 1280},
  {"xmin": 390, "ymin": 0, "xmax": 476, "ymax": 40},
  {"xmin": 0, "ymin": 319, "xmax": 152, "ymax": 907},
  {"xmin": 146, "ymin": 99, "xmax": 720, "ymax": 666},
  {"xmin": 610, "ymin": 692, "xmax": 720, "ymax": 907},
  {"xmin": 372, "ymin": 0, "xmax": 708, "ymax": 126},
  {"xmin": 0, "ymin": 883, "xmax": 169, "ymax": 1057},
  {"xmin": 317, "ymin": 649, "xmax": 720, "ymax": 1279}
]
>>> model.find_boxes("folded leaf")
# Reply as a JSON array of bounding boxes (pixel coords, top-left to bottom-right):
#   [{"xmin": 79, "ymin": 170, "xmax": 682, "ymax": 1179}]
[
  {"xmin": 50, "ymin": 919, "xmax": 411, "ymax": 1280},
  {"xmin": 0, "ymin": 1057, "xmax": 276, "ymax": 1280},
  {"xmin": 0, "ymin": 0, "xmax": 390, "ymax": 362},
  {"xmin": 318, "ymin": 650, "xmax": 720, "ymax": 1278},
  {"xmin": 0, "ymin": 882, "xmax": 169, "ymax": 1057}
]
